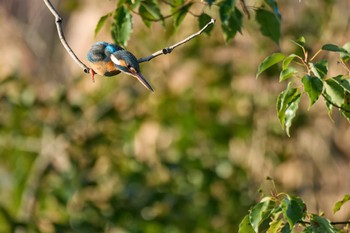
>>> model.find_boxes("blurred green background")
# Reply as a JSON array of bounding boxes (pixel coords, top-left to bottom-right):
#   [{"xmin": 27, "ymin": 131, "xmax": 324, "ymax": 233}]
[{"xmin": 0, "ymin": 0, "xmax": 350, "ymax": 232}]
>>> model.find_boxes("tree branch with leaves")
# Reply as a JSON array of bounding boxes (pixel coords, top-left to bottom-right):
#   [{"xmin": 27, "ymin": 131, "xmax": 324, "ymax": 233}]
[{"xmin": 257, "ymin": 37, "xmax": 350, "ymax": 136}]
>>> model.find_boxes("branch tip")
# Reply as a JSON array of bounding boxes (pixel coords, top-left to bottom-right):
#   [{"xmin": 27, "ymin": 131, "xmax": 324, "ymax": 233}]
[{"xmin": 138, "ymin": 18, "xmax": 215, "ymax": 63}]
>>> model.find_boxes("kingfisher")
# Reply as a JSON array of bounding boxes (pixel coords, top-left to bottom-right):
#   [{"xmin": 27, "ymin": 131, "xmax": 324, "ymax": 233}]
[{"xmin": 87, "ymin": 42, "xmax": 154, "ymax": 92}]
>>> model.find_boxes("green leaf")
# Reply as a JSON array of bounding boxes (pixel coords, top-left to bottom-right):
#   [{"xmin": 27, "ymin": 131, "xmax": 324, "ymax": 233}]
[
  {"xmin": 333, "ymin": 194, "xmax": 350, "ymax": 214},
  {"xmin": 277, "ymin": 83, "xmax": 301, "ymax": 136},
  {"xmin": 310, "ymin": 60, "xmax": 328, "ymax": 79},
  {"xmin": 341, "ymin": 42, "xmax": 350, "ymax": 62},
  {"xmin": 280, "ymin": 224, "xmax": 291, "ymax": 233},
  {"xmin": 117, "ymin": 0, "xmax": 127, "ymax": 7},
  {"xmin": 111, "ymin": 6, "xmax": 132, "ymax": 47},
  {"xmin": 220, "ymin": 0, "xmax": 243, "ymax": 43},
  {"xmin": 139, "ymin": 1, "xmax": 163, "ymax": 27},
  {"xmin": 256, "ymin": 53, "xmax": 286, "ymax": 78},
  {"xmin": 291, "ymin": 37, "xmax": 306, "ymax": 49},
  {"xmin": 94, "ymin": 13, "xmax": 112, "ymax": 37},
  {"xmin": 333, "ymin": 75, "xmax": 350, "ymax": 92},
  {"xmin": 238, "ymin": 215, "xmax": 255, "ymax": 233},
  {"xmin": 198, "ymin": 13, "xmax": 214, "ymax": 35},
  {"xmin": 280, "ymin": 54, "xmax": 298, "ymax": 81},
  {"xmin": 280, "ymin": 67, "xmax": 296, "ymax": 82},
  {"xmin": 322, "ymin": 44, "xmax": 349, "ymax": 53},
  {"xmin": 302, "ymin": 226, "xmax": 314, "ymax": 233},
  {"xmin": 281, "ymin": 195, "xmax": 306, "ymax": 229},
  {"xmin": 341, "ymin": 92, "xmax": 350, "ymax": 122},
  {"xmin": 310, "ymin": 215, "xmax": 341, "ymax": 233},
  {"xmin": 282, "ymin": 54, "xmax": 297, "ymax": 70},
  {"xmin": 255, "ymin": 8, "xmax": 281, "ymax": 44},
  {"xmin": 342, "ymin": 42, "xmax": 350, "ymax": 52},
  {"xmin": 267, "ymin": 218, "xmax": 285, "ymax": 233},
  {"xmin": 264, "ymin": 0, "xmax": 281, "ymax": 19},
  {"xmin": 324, "ymin": 79, "xmax": 344, "ymax": 106},
  {"xmin": 301, "ymin": 75, "xmax": 323, "ymax": 109},
  {"xmin": 249, "ymin": 198, "xmax": 276, "ymax": 233},
  {"xmin": 173, "ymin": 3, "xmax": 192, "ymax": 31}
]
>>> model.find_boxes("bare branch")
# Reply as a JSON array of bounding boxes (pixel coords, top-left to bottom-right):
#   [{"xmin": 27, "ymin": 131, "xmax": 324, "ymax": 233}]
[
  {"xmin": 43, "ymin": 0, "xmax": 90, "ymax": 73},
  {"xmin": 138, "ymin": 18, "xmax": 216, "ymax": 63}
]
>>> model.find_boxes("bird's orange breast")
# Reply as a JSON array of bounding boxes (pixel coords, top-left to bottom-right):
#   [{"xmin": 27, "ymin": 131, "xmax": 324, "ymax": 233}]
[{"xmin": 90, "ymin": 61, "xmax": 120, "ymax": 77}]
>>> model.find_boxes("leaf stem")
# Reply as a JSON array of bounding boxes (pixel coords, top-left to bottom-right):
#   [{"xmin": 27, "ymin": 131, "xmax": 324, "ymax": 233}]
[
  {"xmin": 338, "ymin": 60, "xmax": 350, "ymax": 74},
  {"xmin": 310, "ymin": 49, "xmax": 322, "ymax": 62}
]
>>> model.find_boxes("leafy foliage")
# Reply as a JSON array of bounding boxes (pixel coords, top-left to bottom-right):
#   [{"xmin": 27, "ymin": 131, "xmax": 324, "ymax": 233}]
[
  {"xmin": 111, "ymin": 6, "xmax": 133, "ymax": 46},
  {"xmin": 219, "ymin": 0, "xmax": 243, "ymax": 43},
  {"xmin": 301, "ymin": 75, "xmax": 323, "ymax": 109},
  {"xmin": 239, "ymin": 189, "xmax": 349, "ymax": 233},
  {"xmin": 276, "ymin": 82, "xmax": 301, "ymax": 137},
  {"xmin": 255, "ymin": 8, "xmax": 281, "ymax": 44},
  {"xmin": 257, "ymin": 38, "xmax": 350, "ymax": 135},
  {"xmin": 95, "ymin": 0, "xmax": 282, "ymax": 45}
]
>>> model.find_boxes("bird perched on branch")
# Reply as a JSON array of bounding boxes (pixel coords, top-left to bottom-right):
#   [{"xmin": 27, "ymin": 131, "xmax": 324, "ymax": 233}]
[{"xmin": 87, "ymin": 42, "xmax": 154, "ymax": 92}]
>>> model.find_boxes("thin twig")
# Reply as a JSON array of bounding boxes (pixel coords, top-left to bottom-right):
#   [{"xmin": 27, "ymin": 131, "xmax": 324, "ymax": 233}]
[
  {"xmin": 322, "ymin": 93, "xmax": 350, "ymax": 113},
  {"xmin": 239, "ymin": 0, "xmax": 250, "ymax": 19},
  {"xmin": 138, "ymin": 18, "xmax": 215, "ymax": 63},
  {"xmin": 331, "ymin": 221, "xmax": 350, "ymax": 225},
  {"xmin": 299, "ymin": 220, "xmax": 350, "ymax": 225},
  {"xmin": 43, "ymin": 0, "xmax": 90, "ymax": 73}
]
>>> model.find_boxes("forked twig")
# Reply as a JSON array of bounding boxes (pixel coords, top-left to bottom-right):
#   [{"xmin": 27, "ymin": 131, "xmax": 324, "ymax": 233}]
[
  {"xmin": 138, "ymin": 18, "xmax": 215, "ymax": 63},
  {"xmin": 43, "ymin": 0, "xmax": 215, "ymax": 73}
]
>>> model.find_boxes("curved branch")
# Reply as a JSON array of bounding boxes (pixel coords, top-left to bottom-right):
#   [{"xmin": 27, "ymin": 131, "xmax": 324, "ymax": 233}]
[
  {"xmin": 44, "ymin": 0, "xmax": 214, "ymax": 74},
  {"xmin": 138, "ymin": 18, "xmax": 215, "ymax": 63},
  {"xmin": 43, "ymin": 0, "xmax": 90, "ymax": 74}
]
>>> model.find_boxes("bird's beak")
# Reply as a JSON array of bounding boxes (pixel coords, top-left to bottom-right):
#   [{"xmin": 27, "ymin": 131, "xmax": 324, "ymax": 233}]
[{"xmin": 131, "ymin": 71, "xmax": 154, "ymax": 92}]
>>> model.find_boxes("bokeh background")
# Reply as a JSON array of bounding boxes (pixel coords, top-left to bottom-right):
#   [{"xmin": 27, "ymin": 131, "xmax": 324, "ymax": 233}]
[{"xmin": 0, "ymin": 0, "xmax": 350, "ymax": 232}]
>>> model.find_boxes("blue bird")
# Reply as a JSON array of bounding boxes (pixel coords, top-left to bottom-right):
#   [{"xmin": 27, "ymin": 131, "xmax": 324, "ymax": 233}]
[{"xmin": 87, "ymin": 42, "xmax": 154, "ymax": 92}]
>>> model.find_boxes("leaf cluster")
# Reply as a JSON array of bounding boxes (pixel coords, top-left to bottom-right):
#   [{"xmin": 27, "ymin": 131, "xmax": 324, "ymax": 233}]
[
  {"xmin": 257, "ymin": 38, "xmax": 350, "ymax": 136},
  {"xmin": 239, "ymin": 191, "xmax": 350, "ymax": 233},
  {"xmin": 94, "ymin": 0, "xmax": 282, "ymax": 46}
]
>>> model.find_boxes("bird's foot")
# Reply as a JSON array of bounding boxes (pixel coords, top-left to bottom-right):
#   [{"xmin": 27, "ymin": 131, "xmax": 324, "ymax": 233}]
[{"xmin": 90, "ymin": 69, "xmax": 96, "ymax": 83}]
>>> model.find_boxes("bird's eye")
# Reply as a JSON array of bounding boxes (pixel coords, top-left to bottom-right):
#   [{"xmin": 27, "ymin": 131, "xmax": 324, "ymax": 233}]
[{"xmin": 127, "ymin": 64, "xmax": 131, "ymax": 69}]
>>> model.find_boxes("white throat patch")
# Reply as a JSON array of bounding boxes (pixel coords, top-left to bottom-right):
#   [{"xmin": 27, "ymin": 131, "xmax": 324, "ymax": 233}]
[{"xmin": 111, "ymin": 54, "xmax": 121, "ymax": 65}]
